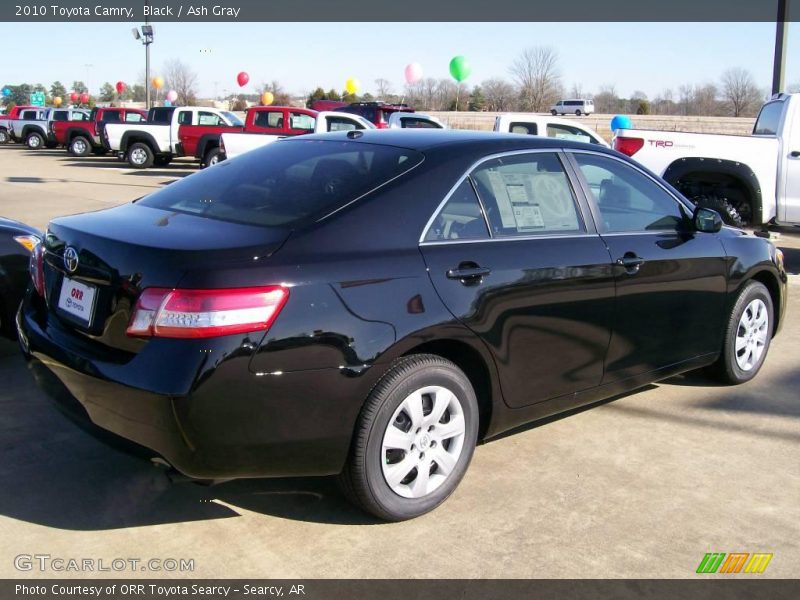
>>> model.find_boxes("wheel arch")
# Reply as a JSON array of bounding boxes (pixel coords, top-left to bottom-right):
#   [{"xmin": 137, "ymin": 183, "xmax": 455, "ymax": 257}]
[
  {"xmin": 66, "ymin": 127, "xmax": 91, "ymax": 143},
  {"xmin": 196, "ymin": 134, "xmax": 220, "ymax": 160},
  {"xmin": 120, "ymin": 131, "xmax": 159, "ymax": 154},
  {"xmin": 663, "ymin": 157, "xmax": 763, "ymax": 224},
  {"xmin": 748, "ymin": 269, "xmax": 783, "ymax": 337}
]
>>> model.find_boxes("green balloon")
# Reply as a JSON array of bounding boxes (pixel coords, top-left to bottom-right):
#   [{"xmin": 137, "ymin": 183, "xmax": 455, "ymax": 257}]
[{"xmin": 449, "ymin": 56, "xmax": 471, "ymax": 82}]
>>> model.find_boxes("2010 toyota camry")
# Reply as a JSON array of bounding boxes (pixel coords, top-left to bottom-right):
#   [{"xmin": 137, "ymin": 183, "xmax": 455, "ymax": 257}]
[{"xmin": 18, "ymin": 130, "xmax": 787, "ymax": 521}]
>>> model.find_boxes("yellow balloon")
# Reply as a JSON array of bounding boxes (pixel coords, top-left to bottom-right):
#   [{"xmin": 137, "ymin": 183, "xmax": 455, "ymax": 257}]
[
  {"xmin": 345, "ymin": 78, "xmax": 360, "ymax": 95},
  {"xmin": 261, "ymin": 91, "xmax": 274, "ymax": 106},
  {"xmin": 53, "ymin": 96, "xmax": 63, "ymax": 107},
  {"xmin": 152, "ymin": 76, "xmax": 165, "ymax": 89}
]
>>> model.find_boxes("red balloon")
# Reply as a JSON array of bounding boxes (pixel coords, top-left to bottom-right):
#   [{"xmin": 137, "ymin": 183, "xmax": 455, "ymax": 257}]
[
  {"xmin": 69, "ymin": 92, "xmax": 79, "ymax": 103},
  {"xmin": 79, "ymin": 93, "xmax": 90, "ymax": 104},
  {"xmin": 236, "ymin": 71, "xmax": 250, "ymax": 87},
  {"xmin": 115, "ymin": 81, "xmax": 126, "ymax": 95}
]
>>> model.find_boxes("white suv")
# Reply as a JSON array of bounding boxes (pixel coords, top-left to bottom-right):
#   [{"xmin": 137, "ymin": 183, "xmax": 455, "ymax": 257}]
[{"xmin": 550, "ymin": 99, "xmax": 594, "ymax": 116}]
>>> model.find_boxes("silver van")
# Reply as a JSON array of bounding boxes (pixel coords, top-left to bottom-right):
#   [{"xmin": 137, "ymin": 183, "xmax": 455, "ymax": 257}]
[{"xmin": 550, "ymin": 99, "xmax": 594, "ymax": 116}]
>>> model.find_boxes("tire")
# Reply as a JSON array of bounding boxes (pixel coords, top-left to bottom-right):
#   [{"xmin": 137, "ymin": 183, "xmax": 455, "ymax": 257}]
[
  {"xmin": 710, "ymin": 281, "xmax": 773, "ymax": 384},
  {"xmin": 575, "ymin": 109, "xmax": 582, "ymax": 116},
  {"xmin": 692, "ymin": 194, "xmax": 744, "ymax": 228},
  {"xmin": 26, "ymin": 132, "xmax": 44, "ymax": 149},
  {"xmin": 338, "ymin": 354, "xmax": 479, "ymax": 521},
  {"xmin": 203, "ymin": 147, "xmax": 221, "ymax": 168},
  {"xmin": 68, "ymin": 136, "xmax": 91, "ymax": 157},
  {"xmin": 153, "ymin": 155, "xmax": 172, "ymax": 167},
  {"xmin": 0, "ymin": 129, "xmax": 8, "ymax": 144},
  {"xmin": 127, "ymin": 142, "xmax": 154, "ymax": 169},
  {"xmin": 550, "ymin": 110, "xmax": 557, "ymax": 116}
]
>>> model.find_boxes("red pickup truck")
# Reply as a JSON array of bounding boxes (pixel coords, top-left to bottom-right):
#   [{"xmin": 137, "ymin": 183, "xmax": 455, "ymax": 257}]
[
  {"xmin": 177, "ymin": 106, "xmax": 319, "ymax": 167},
  {"xmin": 53, "ymin": 107, "xmax": 148, "ymax": 156},
  {"xmin": 0, "ymin": 105, "xmax": 39, "ymax": 144}
]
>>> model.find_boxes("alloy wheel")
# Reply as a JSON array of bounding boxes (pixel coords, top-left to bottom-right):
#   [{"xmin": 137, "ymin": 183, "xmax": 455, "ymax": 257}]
[
  {"xmin": 735, "ymin": 298, "xmax": 769, "ymax": 371},
  {"xmin": 130, "ymin": 147, "xmax": 148, "ymax": 165}
]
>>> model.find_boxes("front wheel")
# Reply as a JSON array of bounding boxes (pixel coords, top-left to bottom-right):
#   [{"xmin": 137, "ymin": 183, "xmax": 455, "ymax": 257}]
[
  {"xmin": 203, "ymin": 147, "xmax": 221, "ymax": 168},
  {"xmin": 550, "ymin": 110, "xmax": 557, "ymax": 116},
  {"xmin": 0, "ymin": 129, "xmax": 8, "ymax": 144},
  {"xmin": 575, "ymin": 109, "xmax": 582, "ymax": 116},
  {"xmin": 68, "ymin": 136, "xmax": 91, "ymax": 157},
  {"xmin": 339, "ymin": 354, "xmax": 479, "ymax": 521},
  {"xmin": 26, "ymin": 132, "xmax": 44, "ymax": 149},
  {"xmin": 711, "ymin": 281, "xmax": 773, "ymax": 384},
  {"xmin": 127, "ymin": 142, "xmax": 154, "ymax": 169}
]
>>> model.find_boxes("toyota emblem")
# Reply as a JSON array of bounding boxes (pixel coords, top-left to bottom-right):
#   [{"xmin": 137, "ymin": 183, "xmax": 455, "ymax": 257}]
[{"xmin": 63, "ymin": 247, "xmax": 79, "ymax": 273}]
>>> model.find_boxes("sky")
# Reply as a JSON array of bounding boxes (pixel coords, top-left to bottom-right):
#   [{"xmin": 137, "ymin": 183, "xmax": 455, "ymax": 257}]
[{"xmin": 1, "ymin": 22, "xmax": 798, "ymax": 99}]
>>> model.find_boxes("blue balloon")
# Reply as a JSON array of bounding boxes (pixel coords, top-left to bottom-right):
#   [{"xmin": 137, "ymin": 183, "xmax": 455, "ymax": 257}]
[
  {"xmin": 1, "ymin": 87, "xmax": 10, "ymax": 97},
  {"xmin": 164, "ymin": 100, "xmax": 172, "ymax": 107},
  {"xmin": 610, "ymin": 115, "xmax": 632, "ymax": 132}
]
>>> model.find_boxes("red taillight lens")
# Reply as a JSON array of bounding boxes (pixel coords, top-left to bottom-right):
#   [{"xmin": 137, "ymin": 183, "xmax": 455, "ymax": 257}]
[
  {"xmin": 29, "ymin": 243, "xmax": 45, "ymax": 296},
  {"xmin": 613, "ymin": 136, "xmax": 644, "ymax": 157},
  {"xmin": 127, "ymin": 286, "xmax": 289, "ymax": 339}
]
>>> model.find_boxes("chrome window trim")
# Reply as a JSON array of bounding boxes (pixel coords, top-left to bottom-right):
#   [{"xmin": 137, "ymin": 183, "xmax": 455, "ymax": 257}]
[
  {"xmin": 420, "ymin": 232, "xmax": 597, "ymax": 247},
  {"xmin": 418, "ymin": 148, "xmax": 586, "ymax": 245}
]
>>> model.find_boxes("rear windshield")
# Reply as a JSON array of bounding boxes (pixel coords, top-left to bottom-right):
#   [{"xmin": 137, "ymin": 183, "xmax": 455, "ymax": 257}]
[{"xmin": 138, "ymin": 139, "xmax": 424, "ymax": 227}]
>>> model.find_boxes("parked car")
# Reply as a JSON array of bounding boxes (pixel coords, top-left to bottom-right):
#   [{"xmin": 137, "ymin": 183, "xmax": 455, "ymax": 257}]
[
  {"xmin": 220, "ymin": 109, "xmax": 374, "ymax": 160},
  {"xmin": 19, "ymin": 131, "xmax": 786, "ymax": 521},
  {"xmin": 0, "ymin": 105, "xmax": 39, "ymax": 144},
  {"xmin": 0, "ymin": 217, "xmax": 40, "ymax": 338},
  {"xmin": 102, "ymin": 106, "xmax": 243, "ymax": 168},
  {"xmin": 550, "ymin": 99, "xmax": 595, "ymax": 116},
  {"xmin": 54, "ymin": 107, "xmax": 148, "ymax": 157},
  {"xmin": 12, "ymin": 107, "xmax": 90, "ymax": 150},
  {"xmin": 494, "ymin": 113, "xmax": 608, "ymax": 146},
  {"xmin": 387, "ymin": 112, "xmax": 445, "ymax": 129},
  {"xmin": 334, "ymin": 101, "xmax": 415, "ymax": 128},
  {"xmin": 613, "ymin": 93, "xmax": 800, "ymax": 228}
]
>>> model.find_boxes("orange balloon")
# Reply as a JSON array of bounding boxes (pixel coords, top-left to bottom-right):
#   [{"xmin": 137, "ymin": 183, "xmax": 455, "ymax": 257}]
[
  {"xmin": 152, "ymin": 76, "xmax": 164, "ymax": 89},
  {"xmin": 261, "ymin": 91, "xmax": 274, "ymax": 105},
  {"xmin": 53, "ymin": 96, "xmax": 63, "ymax": 107}
]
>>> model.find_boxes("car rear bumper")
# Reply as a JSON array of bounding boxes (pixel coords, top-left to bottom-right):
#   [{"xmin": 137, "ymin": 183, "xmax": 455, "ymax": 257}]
[{"xmin": 18, "ymin": 301, "xmax": 372, "ymax": 480}]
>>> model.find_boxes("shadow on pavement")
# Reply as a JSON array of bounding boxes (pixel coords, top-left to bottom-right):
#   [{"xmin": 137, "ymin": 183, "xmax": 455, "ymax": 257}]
[{"xmin": 0, "ymin": 339, "xmax": 376, "ymax": 530}]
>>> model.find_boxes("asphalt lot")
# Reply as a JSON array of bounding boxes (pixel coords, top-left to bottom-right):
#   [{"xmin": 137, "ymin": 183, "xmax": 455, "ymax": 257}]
[{"xmin": 0, "ymin": 144, "xmax": 798, "ymax": 578}]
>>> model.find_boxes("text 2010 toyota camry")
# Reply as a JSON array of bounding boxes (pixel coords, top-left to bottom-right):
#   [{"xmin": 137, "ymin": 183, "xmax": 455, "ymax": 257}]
[{"xmin": 19, "ymin": 130, "xmax": 787, "ymax": 521}]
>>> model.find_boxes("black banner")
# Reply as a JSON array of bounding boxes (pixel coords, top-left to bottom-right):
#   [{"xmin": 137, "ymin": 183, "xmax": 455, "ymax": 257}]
[
  {"xmin": 1, "ymin": 0, "xmax": 799, "ymax": 22},
  {"xmin": 4, "ymin": 580, "xmax": 800, "ymax": 600}
]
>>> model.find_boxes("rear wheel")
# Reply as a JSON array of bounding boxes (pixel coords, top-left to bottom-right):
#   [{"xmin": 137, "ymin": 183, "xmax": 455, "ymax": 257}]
[
  {"xmin": 338, "ymin": 354, "xmax": 479, "ymax": 521},
  {"xmin": 711, "ymin": 281, "xmax": 773, "ymax": 384},
  {"xmin": 0, "ymin": 129, "xmax": 8, "ymax": 144},
  {"xmin": 203, "ymin": 147, "xmax": 221, "ymax": 168},
  {"xmin": 575, "ymin": 109, "xmax": 582, "ymax": 116},
  {"xmin": 26, "ymin": 132, "xmax": 44, "ymax": 149},
  {"xmin": 127, "ymin": 142, "xmax": 154, "ymax": 169},
  {"xmin": 68, "ymin": 136, "xmax": 91, "ymax": 157},
  {"xmin": 550, "ymin": 109, "xmax": 557, "ymax": 116}
]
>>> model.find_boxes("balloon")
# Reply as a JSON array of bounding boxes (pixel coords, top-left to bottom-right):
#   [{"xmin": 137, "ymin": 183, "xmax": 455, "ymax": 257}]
[
  {"xmin": 610, "ymin": 115, "xmax": 632, "ymax": 132},
  {"xmin": 345, "ymin": 78, "xmax": 360, "ymax": 95},
  {"xmin": 115, "ymin": 81, "xmax": 126, "ymax": 95},
  {"xmin": 53, "ymin": 96, "xmax": 63, "ymax": 107},
  {"xmin": 261, "ymin": 91, "xmax": 274, "ymax": 106},
  {"xmin": 449, "ymin": 56, "xmax": 471, "ymax": 82},
  {"xmin": 404, "ymin": 63, "xmax": 423, "ymax": 85},
  {"xmin": 1, "ymin": 87, "xmax": 10, "ymax": 97},
  {"xmin": 79, "ymin": 93, "xmax": 90, "ymax": 104},
  {"xmin": 164, "ymin": 100, "xmax": 172, "ymax": 107},
  {"xmin": 69, "ymin": 91, "xmax": 79, "ymax": 103},
  {"xmin": 236, "ymin": 71, "xmax": 250, "ymax": 87},
  {"xmin": 152, "ymin": 76, "xmax": 164, "ymax": 89},
  {"xmin": 166, "ymin": 89, "xmax": 178, "ymax": 102}
]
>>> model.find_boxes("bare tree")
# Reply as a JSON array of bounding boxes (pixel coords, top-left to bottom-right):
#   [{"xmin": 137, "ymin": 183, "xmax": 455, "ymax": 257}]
[
  {"xmin": 569, "ymin": 83, "xmax": 584, "ymax": 99},
  {"xmin": 260, "ymin": 80, "xmax": 292, "ymax": 106},
  {"xmin": 163, "ymin": 58, "xmax": 198, "ymax": 106},
  {"xmin": 374, "ymin": 78, "xmax": 392, "ymax": 100},
  {"xmin": 694, "ymin": 83, "xmax": 720, "ymax": 116},
  {"xmin": 482, "ymin": 78, "xmax": 517, "ymax": 111},
  {"xmin": 592, "ymin": 84, "xmax": 621, "ymax": 114},
  {"xmin": 509, "ymin": 46, "xmax": 561, "ymax": 112},
  {"xmin": 721, "ymin": 68, "xmax": 761, "ymax": 117}
]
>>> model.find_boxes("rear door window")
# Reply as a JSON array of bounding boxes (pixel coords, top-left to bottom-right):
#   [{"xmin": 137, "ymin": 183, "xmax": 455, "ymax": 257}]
[
  {"xmin": 546, "ymin": 123, "xmax": 599, "ymax": 144},
  {"xmin": 101, "ymin": 111, "xmax": 122, "ymax": 123},
  {"xmin": 509, "ymin": 122, "xmax": 538, "ymax": 135},
  {"xmin": 424, "ymin": 179, "xmax": 489, "ymax": 242},
  {"xmin": 253, "ymin": 110, "xmax": 285, "ymax": 129},
  {"xmin": 138, "ymin": 139, "xmax": 424, "ymax": 227},
  {"xmin": 125, "ymin": 112, "xmax": 145, "ymax": 123}
]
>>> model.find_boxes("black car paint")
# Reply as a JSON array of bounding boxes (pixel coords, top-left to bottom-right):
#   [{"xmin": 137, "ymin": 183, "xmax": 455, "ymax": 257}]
[
  {"xmin": 0, "ymin": 217, "xmax": 40, "ymax": 338},
  {"xmin": 18, "ymin": 131, "xmax": 787, "ymax": 479}
]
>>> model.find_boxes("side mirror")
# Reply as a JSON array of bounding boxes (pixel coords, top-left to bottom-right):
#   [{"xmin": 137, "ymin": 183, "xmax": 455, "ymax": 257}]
[{"xmin": 693, "ymin": 207, "xmax": 723, "ymax": 233}]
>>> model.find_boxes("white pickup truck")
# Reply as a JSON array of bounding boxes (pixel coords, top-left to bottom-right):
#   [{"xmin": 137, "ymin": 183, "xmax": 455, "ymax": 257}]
[
  {"xmin": 493, "ymin": 113, "xmax": 609, "ymax": 147},
  {"xmin": 613, "ymin": 93, "xmax": 800, "ymax": 227},
  {"xmin": 219, "ymin": 111, "xmax": 374, "ymax": 160},
  {"xmin": 102, "ymin": 105, "xmax": 243, "ymax": 168}
]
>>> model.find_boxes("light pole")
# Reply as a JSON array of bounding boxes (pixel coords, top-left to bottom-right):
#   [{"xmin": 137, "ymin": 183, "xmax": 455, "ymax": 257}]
[
  {"xmin": 771, "ymin": 0, "xmax": 789, "ymax": 95},
  {"xmin": 131, "ymin": 12, "xmax": 154, "ymax": 108}
]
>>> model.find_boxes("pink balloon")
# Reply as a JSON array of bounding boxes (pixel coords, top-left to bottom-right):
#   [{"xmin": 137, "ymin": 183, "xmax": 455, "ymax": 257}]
[
  {"xmin": 404, "ymin": 63, "xmax": 423, "ymax": 84},
  {"xmin": 236, "ymin": 71, "xmax": 249, "ymax": 87},
  {"xmin": 166, "ymin": 90, "xmax": 178, "ymax": 102}
]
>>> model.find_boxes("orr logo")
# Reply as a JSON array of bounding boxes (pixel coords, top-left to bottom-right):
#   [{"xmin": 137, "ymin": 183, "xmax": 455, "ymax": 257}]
[{"xmin": 696, "ymin": 552, "xmax": 773, "ymax": 574}]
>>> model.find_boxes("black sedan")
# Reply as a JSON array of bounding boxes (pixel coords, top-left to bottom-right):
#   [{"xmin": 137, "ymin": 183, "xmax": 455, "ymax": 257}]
[
  {"xmin": 0, "ymin": 217, "xmax": 40, "ymax": 338},
  {"xmin": 18, "ymin": 131, "xmax": 787, "ymax": 521}
]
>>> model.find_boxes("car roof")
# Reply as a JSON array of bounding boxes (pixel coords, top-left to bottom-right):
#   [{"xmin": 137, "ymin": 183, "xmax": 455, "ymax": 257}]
[{"xmin": 293, "ymin": 128, "xmax": 614, "ymax": 154}]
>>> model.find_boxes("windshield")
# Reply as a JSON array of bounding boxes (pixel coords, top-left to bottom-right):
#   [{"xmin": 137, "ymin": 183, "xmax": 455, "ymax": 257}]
[
  {"xmin": 138, "ymin": 139, "xmax": 424, "ymax": 227},
  {"xmin": 222, "ymin": 111, "xmax": 244, "ymax": 127}
]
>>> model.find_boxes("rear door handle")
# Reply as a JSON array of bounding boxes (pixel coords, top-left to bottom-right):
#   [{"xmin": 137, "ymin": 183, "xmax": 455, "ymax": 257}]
[
  {"xmin": 616, "ymin": 254, "xmax": 645, "ymax": 273},
  {"xmin": 446, "ymin": 265, "xmax": 491, "ymax": 282}
]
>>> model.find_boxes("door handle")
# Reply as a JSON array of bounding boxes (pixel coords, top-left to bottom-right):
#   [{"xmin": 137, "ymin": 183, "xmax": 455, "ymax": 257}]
[
  {"xmin": 790, "ymin": 150, "xmax": 800, "ymax": 158},
  {"xmin": 446, "ymin": 263, "xmax": 491, "ymax": 283},
  {"xmin": 615, "ymin": 253, "xmax": 645, "ymax": 273}
]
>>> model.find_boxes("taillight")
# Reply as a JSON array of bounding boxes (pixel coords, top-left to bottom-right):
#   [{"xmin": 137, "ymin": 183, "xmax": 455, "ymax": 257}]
[
  {"xmin": 29, "ymin": 242, "xmax": 45, "ymax": 296},
  {"xmin": 376, "ymin": 123, "xmax": 389, "ymax": 129},
  {"xmin": 613, "ymin": 136, "xmax": 644, "ymax": 157},
  {"xmin": 127, "ymin": 286, "xmax": 289, "ymax": 339},
  {"xmin": 219, "ymin": 137, "xmax": 226, "ymax": 155}
]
